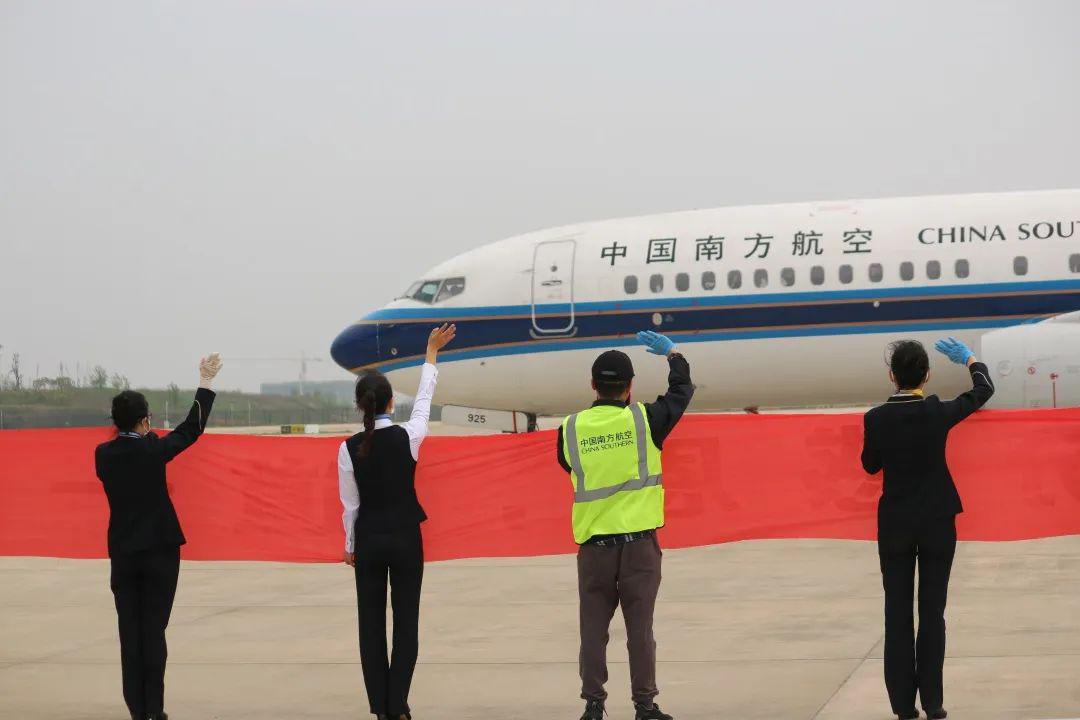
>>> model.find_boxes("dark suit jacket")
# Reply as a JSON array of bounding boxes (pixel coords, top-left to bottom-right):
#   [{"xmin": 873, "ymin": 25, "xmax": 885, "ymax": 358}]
[
  {"xmin": 95, "ymin": 388, "xmax": 215, "ymax": 556},
  {"xmin": 861, "ymin": 362, "xmax": 994, "ymax": 520}
]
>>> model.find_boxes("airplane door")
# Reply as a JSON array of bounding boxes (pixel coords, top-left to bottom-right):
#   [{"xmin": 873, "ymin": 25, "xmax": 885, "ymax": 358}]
[
  {"xmin": 1021, "ymin": 335, "xmax": 1054, "ymax": 408},
  {"xmin": 531, "ymin": 239, "xmax": 577, "ymax": 336}
]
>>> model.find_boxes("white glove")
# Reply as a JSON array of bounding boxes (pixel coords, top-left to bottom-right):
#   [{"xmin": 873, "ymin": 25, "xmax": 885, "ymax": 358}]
[{"xmin": 199, "ymin": 353, "xmax": 223, "ymax": 386}]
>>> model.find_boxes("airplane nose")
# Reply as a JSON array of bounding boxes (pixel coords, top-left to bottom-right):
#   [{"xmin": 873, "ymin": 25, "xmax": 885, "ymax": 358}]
[
  {"xmin": 331, "ymin": 316, "xmax": 433, "ymax": 373},
  {"xmin": 330, "ymin": 322, "xmax": 381, "ymax": 371}
]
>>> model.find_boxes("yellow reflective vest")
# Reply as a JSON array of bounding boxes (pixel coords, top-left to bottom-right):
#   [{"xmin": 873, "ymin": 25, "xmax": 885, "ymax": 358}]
[{"xmin": 561, "ymin": 403, "xmax": 664, "ymax": 544}]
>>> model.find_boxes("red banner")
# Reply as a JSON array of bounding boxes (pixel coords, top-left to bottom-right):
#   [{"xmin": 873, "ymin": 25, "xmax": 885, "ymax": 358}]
[{"xmin": 2, "ymin": 410, "xmax": 1079, "ymax": 563}]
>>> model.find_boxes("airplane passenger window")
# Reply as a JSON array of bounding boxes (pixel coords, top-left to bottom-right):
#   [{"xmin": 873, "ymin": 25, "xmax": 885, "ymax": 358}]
[
  {"xmin": 780, "ymin": 267, "xmax": 795, "ymax": 287},
  {"xmin": 435, "ymin": 277, "xmax": 466, "ymax": 302},
  {"xmin": 754, "ymin": 269, "xmax": 768, "ymax": 288},
  {"xmin": 868, "ymin": 263, "xmax": 883, "ymax": 282},
  {"xmin": 728, "ymin": 270, "xmax": 742, "ymax": 290},
  {"xmin": 900, "ymin": 262, "xmax": 914, "ymax": 281},
  {"xmin": 810, "ymin": 266, "xmax": 825, "ymax": 286},
  {"xmin": 650, "ymin": 274, "xmax": 664, "ymax": 292},
  {"xmin": 411, "ymin": 280, "xmax": 442, "ymax": 304},
  {"xmin": 839, "ymin": 264, "xmax": 853, "ymax": 284},
  {"xmin": 1070, "ymin": 254, "xmax": 1080, "ymax": 273},
  {"xmin": 1013, "ymin": 256, "xmax": 1028, "ymax": 276},
  {"xmin": 624, "ymin": 275, "xmax": 638, "ymax": 294},
  {"xmin": 926, "ymin": 261, "xmax": 941, "ymax": 280},
  {"xmin": 702, "ymin": 271, "xmax": 716, "ymax": 290},
  {"xmin": 675, "ymin": 273, "xmax": 690, "ymax": 292},
  {"xmin": 955, "ymin": 259, "xmax": 970, "ymax": 278}
]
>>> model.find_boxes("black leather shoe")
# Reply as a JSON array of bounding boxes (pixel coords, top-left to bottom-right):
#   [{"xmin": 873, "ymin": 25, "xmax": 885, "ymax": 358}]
[
  {"xmin": 634, "ymin": 702, "xmax": 673, "ymax": 720},
  {"xmin": 926, "ymin": 709, "xmax": 947, "ymax": 719},
  {"xmin": 580, "ymin": 699, "xmax": 605, "ymax": 720},
  {"xmin": 147, "ymin": 714, "xmax": 169, "ymax": 720},
  {"xmin": 897, "ymin": 712, "xmax": 919, "ymax": 720}
]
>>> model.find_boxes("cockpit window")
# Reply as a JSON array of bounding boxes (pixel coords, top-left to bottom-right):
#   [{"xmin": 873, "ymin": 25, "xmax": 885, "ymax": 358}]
[
  {"xmin": 412, "ymin": 280, "xmax": 442, "ymax": 303},
  {"xmin": 403, "ymin": 277, "xmax": 466, "ymax": 304},
  {"xmin": 436, "ymin": 277, "xmax": 466, "ymax": 302}
]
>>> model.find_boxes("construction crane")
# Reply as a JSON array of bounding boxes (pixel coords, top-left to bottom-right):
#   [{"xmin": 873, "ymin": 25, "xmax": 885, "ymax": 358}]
[{"xmin": 230, "ymin": 353, "xmax": 325, "ymax": 396}]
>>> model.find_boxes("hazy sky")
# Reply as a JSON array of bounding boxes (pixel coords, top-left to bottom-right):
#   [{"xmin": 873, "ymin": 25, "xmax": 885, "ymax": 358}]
[{"xmin": 2, "ymin": 1, "xmax": 1079, "ymax": 391}]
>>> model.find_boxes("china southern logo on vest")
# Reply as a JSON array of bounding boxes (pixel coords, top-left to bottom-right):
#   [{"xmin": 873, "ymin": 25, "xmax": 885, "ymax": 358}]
[{"xmin": 579, "ymin": 431, "xmax": 635, "ymax": 455}]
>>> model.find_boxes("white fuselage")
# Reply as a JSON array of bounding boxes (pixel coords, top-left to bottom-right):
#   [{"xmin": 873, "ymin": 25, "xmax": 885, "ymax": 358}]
[{"xmin": 331, "ymin": 189, "xmax": 1080, "ymax": 414}]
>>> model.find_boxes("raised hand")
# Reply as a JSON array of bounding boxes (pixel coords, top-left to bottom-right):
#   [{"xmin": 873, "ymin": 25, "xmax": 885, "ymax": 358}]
[
  {"xmin": 199, "ymin": 353, "xmax": 223, "ymax": 383},
  {"xmin": 426, "ymin": 323, "xmax": 457, "ymax": 363},
  {"xmin": 636, "ymin": 330, "xmax": 676, "ymax": 356},
  {"xmin": 934, "ymin": 337, "xmax": 974, "ymax": 366}
]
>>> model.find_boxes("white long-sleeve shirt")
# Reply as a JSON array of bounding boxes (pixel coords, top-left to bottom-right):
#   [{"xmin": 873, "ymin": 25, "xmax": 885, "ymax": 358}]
[{"xmin": 337, "ymin": 362, "xmax": 438, "ymax": 553}]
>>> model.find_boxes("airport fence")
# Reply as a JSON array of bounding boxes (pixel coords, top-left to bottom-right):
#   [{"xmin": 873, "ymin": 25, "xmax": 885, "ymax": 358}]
[{"xmin": 0, "ymin": 405, "xmax": 359, "ymax": 431}]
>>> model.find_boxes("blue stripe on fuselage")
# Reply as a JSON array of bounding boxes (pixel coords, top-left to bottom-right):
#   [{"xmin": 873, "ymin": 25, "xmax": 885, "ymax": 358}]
[
  {"xmin": 359, "ymin": 278, "xmax": 1080, "ymax": 321},
  {"xmin": 363, "ymin": 318, "xmax": 1024, "ymax": 373},
  {"xmin": 331, "ymin": 279, "xmax": 1080, "ymax": 373}
]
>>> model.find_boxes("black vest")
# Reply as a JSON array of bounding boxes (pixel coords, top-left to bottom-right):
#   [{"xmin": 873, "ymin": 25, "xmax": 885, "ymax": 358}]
[{"xmin": 345, "ymin": 425, "xmax": 428, "ymax": 534}]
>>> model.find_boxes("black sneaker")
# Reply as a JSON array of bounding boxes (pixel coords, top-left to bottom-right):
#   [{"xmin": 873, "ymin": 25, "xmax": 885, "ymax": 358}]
[
  {"xmin": 580, "ymin": 698, "xmax": 605, "ymax": 720},
  {"xmin": 634, "ymin": 702, "xmax": 673, "ymax": 720}
]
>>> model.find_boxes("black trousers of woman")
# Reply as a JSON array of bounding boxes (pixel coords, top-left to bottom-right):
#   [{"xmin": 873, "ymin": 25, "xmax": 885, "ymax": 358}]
[
  {"xmin": 354, "ymin": 524, "xmax": 424, "ymax": 717},
  {"xmin": 110, "ymin": 545, "xmax": 181, "ymax": 719},
  {"xmin": 878, "ymin": 514, "xmax": 957, "ymax": 716}
]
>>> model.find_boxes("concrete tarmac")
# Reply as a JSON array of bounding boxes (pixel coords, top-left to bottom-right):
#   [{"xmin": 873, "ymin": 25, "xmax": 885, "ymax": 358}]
[{"xmin": 2, "ymin": 537, "xmax": 1078, "ymax": 720}]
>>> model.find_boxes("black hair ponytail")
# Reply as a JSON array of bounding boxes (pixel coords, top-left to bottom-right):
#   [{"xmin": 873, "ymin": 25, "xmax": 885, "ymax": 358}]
[{"xmin": 354, "ymin": 371, "xmax": 393, "ymax": 459}]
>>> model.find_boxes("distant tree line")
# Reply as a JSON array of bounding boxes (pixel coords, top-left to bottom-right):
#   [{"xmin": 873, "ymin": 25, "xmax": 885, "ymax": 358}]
[{"xmin": 0, "ymin": 345, "xmax": 130, "ymax": 393}]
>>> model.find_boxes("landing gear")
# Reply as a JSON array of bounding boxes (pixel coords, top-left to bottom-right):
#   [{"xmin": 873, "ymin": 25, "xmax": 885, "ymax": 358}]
[{"xmin": 526, "ymin": 412, "xmax": 539, "ymax": 433}]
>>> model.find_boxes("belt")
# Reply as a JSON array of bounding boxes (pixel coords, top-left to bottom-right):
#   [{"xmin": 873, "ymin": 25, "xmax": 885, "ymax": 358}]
[{"xmin": 583, "ymin": 529, "xmax": 655, "ymax": 548}]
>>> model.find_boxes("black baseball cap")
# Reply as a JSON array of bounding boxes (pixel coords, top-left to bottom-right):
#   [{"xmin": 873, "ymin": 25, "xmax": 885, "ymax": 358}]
[{"xmin": 592, "ymin": 350, "xmax": 635, "ymax": 383}]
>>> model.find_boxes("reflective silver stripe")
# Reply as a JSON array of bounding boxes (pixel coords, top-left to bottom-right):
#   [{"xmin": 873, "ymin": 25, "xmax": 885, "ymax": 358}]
[
  {"xmin": 570, "ymin": 403, "xmax": 661, "ymax": 504},
  {"xmin": 628, "ymin": 403, "xmax": 650, "ymax": 486},
  {"xmin": 574, "ymin": 474, "xmax": 662, "ymax": 502},
  {"xmin": 564, "ymin": 413, "xmax": 587, "ymax": 494}
]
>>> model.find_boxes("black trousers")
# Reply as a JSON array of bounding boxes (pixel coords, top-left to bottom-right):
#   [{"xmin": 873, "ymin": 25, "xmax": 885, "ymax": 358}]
[
  {"xmin": 354, "ymin": 524, "xmax": 424, "ymax": 717},
  {"xmin": 109, "ymin": 545, "xmax": 181, "ymax": 718},
  {"xmin": 878, "ymin": 514, "xmax": 957, "ymax": 715}
]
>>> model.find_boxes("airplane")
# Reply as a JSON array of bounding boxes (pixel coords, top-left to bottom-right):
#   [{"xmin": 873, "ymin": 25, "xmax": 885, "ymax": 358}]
[{"xmin": 332, "ymin": 189, "xmax": 1080, "ymax": 428}]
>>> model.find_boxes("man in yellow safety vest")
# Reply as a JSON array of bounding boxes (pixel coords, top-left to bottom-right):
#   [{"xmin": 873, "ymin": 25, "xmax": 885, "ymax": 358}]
[{"xmin": 557, "ymin": 330, "xmax": 694, "ymax": 720}]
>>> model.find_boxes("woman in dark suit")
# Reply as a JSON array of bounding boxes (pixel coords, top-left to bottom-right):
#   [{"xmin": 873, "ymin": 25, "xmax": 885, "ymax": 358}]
[
  {"xmin": 95, "ymin": 353, "xmax": 222, "ymax": 720},
  {"xmin": 861, "ymin": 337, "xmax": 994, "ymax": 720}
]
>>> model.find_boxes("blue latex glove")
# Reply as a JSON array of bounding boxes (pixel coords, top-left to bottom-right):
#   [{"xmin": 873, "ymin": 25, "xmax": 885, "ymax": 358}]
[
  {"xmin": 934, "ymin": 336, "xmax": 974, "ymax": 365},
  {"xmin": 636, "ymin": 330, "xmax": 675, "ymax": 356}
]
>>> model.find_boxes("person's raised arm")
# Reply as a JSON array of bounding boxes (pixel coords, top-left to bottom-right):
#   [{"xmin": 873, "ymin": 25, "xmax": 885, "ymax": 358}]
[
  {"xmin": 934, "ymin": 337, "xmax": 995, "ymax": 428},
  {"xmin": 161, "ymin": 353, "xmax": 222, "ymax": 463},
  {"xmin": 636, "ymin": 330, "xmax": 695, "ymax": 447},
  {"xmin": 401, "ymin": 323, "xmax": 456, "ymax": 459}
]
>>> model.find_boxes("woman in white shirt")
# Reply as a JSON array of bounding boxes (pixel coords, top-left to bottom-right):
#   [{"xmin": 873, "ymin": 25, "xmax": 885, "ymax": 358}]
[{"xmin": 337, "ymin": 323, "xmax": 455, "ymax": 720}]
